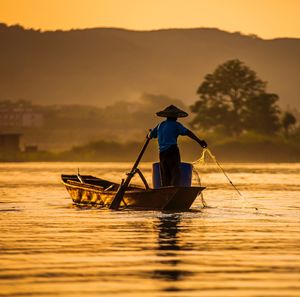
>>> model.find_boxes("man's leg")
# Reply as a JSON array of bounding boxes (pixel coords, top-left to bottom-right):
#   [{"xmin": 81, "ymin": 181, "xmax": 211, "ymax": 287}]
[
  {"xmin": 170, "ymin": 146, "xmax": 181, "ymax": 186},
  {"xmin": 159, "ymin": 151, "xmax": 171, "ymax": 187}
]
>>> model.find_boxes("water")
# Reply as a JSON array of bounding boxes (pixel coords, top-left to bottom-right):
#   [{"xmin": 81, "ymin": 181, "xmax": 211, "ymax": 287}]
[{"xmin": 1, "ymin": 162, "xmax": 300, "ymax": 297}]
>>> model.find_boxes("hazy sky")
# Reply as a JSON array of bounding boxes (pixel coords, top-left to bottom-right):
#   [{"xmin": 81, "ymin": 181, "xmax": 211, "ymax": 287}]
[{"xmin": 1, "ymin": 0, "xmax": 300, "ymax": 39}]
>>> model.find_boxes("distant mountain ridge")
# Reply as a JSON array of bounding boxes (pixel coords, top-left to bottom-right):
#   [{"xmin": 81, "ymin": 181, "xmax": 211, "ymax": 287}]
[{"xmin": 0, "ymin": 23, "xmax": 299, "ymax": 109}]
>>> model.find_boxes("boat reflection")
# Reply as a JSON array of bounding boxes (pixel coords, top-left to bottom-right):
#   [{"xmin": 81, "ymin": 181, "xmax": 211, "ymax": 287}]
[{"xmin": 153, "ymin": 213, "xmax": 194, "ymax": 291}]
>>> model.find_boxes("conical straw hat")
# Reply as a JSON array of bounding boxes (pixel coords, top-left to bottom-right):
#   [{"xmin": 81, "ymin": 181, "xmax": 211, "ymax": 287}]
[{"xmin": 156, "ymin": 105, "xmax": 188, "ymax": 118}]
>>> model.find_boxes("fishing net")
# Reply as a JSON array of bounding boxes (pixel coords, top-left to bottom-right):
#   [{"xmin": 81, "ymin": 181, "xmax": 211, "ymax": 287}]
[
  {"xmin": 192, "ymin": 148, "xmax": 258, "ymax": 211},
  {"xmin": 192, "ymin": 149, "xmax": 211, "ymax": 207},
  {"xmin": 192, "ymin": 148, "xmax": 242, "ymax": 208}
]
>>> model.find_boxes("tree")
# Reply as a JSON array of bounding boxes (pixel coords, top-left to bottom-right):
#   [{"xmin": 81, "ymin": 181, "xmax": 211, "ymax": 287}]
[
  {"xmin": 282, "ymin": 112, "xmax": 297, "ymax": 136},
  {"xmin": 190, "ymin": 59, "xmax": 280, "ymax": 135},
  {"xmin": 244, "ymin": 93, "xmax": 281, "ymax": 134}
]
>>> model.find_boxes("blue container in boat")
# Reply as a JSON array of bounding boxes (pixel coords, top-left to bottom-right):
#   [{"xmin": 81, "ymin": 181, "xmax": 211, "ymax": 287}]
[{"xmin": 152, "ymin": 162, "xmax": 193, "ymax": 189}]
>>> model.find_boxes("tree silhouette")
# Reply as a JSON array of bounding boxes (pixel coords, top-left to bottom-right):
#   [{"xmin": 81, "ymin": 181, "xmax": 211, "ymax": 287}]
[
  {"xmin": 282, "ymin": 112, "xmax": 297, "ymax": 136},
  {"xmin": 244, "ymin": 93, "xmax": 281, "ymax": 134},
  {"xmin": 190, "ymin": 59, "xmax": 281, "ymax": 135}
]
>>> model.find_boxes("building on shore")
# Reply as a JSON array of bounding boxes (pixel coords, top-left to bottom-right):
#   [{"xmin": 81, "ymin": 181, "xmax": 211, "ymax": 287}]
[{"xmin": 0, "ymin": 105, "xmax": 44, "ymax": 128}]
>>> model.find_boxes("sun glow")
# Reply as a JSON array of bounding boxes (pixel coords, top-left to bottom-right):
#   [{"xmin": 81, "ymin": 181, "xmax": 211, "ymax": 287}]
[{"xmin": 0, "ymin": 0, "xmax": 300, "ymax": 38}]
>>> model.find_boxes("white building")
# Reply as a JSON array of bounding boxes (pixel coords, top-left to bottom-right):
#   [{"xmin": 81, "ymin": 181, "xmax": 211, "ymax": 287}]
[{"xmin": 0, "ymin": 108, "xmax": 44, "ymax": 127}]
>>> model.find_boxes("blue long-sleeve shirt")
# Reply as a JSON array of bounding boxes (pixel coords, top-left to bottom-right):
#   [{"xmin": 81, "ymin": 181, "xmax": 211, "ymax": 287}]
[{"xmin": 150, "ymin": 119, "xmax": 188, "ymax": 152}]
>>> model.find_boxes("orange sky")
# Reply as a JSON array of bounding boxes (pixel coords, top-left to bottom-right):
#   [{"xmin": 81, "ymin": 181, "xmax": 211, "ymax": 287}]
[{"xmin": 0, "ymin": 0, "xmax": 300, "ymax": 39}]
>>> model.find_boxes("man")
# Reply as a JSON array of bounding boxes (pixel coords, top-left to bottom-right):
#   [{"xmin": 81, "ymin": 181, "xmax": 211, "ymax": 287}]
[{"xmin": 148, "ymin": 105, "xmax": 207, "ymax": 187}]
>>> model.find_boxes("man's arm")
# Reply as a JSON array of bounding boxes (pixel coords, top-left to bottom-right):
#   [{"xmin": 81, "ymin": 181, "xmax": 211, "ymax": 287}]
[{"xmin": 186, "ymin": 129, "xmax": 207, "ymax": 148}]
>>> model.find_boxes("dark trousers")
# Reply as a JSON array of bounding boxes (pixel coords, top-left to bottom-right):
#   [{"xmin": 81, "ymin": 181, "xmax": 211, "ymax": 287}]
[{"xmin": 159, "ymin": 145, "xmax": 181, "ymax": 187}]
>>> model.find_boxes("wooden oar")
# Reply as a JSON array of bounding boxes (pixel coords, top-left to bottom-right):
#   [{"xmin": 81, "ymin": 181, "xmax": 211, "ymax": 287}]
[{"xmin": 109, "ymin": 136, "xmax": 150, "ymax": 210}]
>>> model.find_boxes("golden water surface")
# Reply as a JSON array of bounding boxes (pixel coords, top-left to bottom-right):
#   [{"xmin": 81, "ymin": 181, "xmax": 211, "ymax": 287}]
[{"xmin": 1, "ymin": 162, "xmax": 300, "ymax": 297}]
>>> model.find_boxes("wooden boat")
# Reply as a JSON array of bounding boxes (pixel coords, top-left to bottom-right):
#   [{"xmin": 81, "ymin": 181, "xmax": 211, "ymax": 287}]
[{"xmin": 61, "ymin": 174, "xmax": 205, "ymax": 211}]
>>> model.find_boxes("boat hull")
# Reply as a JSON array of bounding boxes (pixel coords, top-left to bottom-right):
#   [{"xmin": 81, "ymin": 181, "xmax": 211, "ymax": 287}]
[{"xmin": 61, "ymin": 175, "xmax": 205, "ymax": 211}]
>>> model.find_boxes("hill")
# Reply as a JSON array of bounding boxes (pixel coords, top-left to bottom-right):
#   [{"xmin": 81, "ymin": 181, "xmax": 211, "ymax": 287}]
[{"xmin": 0, "ymin": 24, "xmax": 299, "ymax": 109}]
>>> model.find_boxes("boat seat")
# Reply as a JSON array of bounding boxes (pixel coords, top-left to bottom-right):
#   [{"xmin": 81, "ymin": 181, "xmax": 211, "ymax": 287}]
[{"xmin": 104, "ymin": 184, "xmax": 114, "ymax": 191}]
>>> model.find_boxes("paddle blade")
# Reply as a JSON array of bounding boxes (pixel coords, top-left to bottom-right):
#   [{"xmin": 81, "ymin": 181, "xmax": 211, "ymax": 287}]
[{"xmin": 109, "ymin": 184, "xmax": 126, "ymax": 210}]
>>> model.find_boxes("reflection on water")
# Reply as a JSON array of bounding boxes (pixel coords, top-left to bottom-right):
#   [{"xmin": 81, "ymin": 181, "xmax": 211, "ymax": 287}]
[
  {"xmin": 0, "ymin": 162, "xmax": 300, "ymax": 296},
  {"xmin": 154, "ymin": 214, "xmax": 186, "ymax": 284}
]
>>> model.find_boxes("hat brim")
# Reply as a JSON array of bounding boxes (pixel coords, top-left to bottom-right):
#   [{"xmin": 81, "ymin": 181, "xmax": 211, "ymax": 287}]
[{"xmin": 156, "ymin": 111, "xmax": 188, "ymax": 118}]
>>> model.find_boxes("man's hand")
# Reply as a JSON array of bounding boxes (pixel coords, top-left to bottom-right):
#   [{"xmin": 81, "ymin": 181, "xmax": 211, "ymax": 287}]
[
  {"xmin": 199, "ymin": 140, "xmax": 207, "ymax": 148},
  {"xmin": 147, "ymin": 129, "xmax": 152, "ymax": 139}
]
